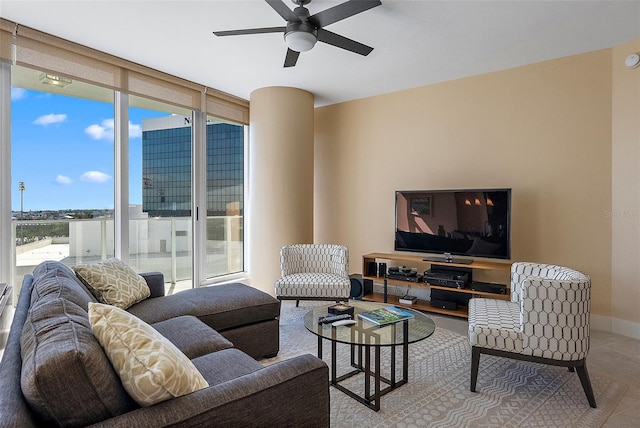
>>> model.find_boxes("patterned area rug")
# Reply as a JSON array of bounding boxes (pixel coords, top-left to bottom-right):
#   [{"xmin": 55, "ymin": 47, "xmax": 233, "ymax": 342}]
[{"xmin": 263, "ymin": 301, "xmax": 628, "ymax": 428}]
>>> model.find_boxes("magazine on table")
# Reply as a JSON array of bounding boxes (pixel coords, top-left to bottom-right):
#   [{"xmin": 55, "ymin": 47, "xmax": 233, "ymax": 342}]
[{"xmin": 357, "ymin": 306, "xmax": 414, "ymax": 326}]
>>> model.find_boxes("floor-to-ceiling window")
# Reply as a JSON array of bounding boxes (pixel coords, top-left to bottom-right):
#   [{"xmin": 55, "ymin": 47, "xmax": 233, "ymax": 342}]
[
  {"xmin": 11, "ymin": 65, "xmax": 115, "ymax": 287},
  {"xmin": 0, "ymin": 17, "xmax": 250, "ymax": 299},
  {"xmin": 6, "ymin": 66, "xmax": 248, "ymax": 294}
]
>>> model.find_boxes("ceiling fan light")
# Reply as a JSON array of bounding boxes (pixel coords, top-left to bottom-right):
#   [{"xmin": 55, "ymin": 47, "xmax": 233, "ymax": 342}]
[{"xmin": 285, "ymin": 30, "xmax": 317, "ymax": 52}]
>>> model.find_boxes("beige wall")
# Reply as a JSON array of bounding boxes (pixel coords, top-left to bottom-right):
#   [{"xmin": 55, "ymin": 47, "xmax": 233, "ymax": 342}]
[
  {"xmin": 249, "ymin": 87, "xmax": 314, "ymax": 295},
  {"xmin": 315, "ymin": 49, "xmax": 615, "ymax": 322},
  {"xmin": 611, "ymin": 38, "xmax": 640, "ymax": 337}
]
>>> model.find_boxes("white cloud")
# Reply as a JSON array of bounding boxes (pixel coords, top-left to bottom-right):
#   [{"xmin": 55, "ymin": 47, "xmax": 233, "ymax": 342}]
[
  {"xmin": 11, "ymin": 88, "xmax": 27, "ymax": 101},
  {"xmin": 129, "ymin": 122, "xmax": 142, "ymax": 138},
  {"xmin": 33, "ymin": 113, "xmax": 67, "ymax": 126},
  {"xmin": 85, "ymin": 119, "xmax": 142, "ymax": 140},
  {"xmin": 55, "ymin": 175, "xmax": 72, "ymax": 185},
  {"xmin": 85, "ymin": 119, "xmax": 114, "ymax": 140},
  {"xmin": 80, "ymin": 171, "xmax": 111, "ymax": 183}
]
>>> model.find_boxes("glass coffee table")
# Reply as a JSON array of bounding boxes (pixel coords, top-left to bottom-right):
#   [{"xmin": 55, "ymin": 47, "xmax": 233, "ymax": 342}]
[{"xmin": 303, "ymin": 301, "xmax": 435, "ymax": 411}]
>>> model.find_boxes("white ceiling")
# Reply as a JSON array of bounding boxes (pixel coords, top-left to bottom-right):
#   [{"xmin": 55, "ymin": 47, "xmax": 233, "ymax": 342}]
[{"xmin": 1, "ymin": 0, "xmax": 639, "ymax": 107}]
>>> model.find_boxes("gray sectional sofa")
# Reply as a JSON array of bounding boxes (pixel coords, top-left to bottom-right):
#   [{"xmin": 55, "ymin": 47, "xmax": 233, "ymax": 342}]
[{"xmin": 0, "ymin": 260, "xmax": 330, "ymax": 427}]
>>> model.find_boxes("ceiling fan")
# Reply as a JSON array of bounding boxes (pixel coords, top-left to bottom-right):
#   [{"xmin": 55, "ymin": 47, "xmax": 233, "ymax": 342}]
[{"xmin": 213, "ymin": 0, "xmax": 382, "ymax": 68}]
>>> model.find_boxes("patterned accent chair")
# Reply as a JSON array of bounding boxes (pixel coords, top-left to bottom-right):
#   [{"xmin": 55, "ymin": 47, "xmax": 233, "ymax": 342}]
[
  {"xmin": 468, "ymin": 262, "xmax": 596, "ymax": 408},
  {"xmin": 275, "ymin": 244, "xmax": 351, "ymax": 307}
]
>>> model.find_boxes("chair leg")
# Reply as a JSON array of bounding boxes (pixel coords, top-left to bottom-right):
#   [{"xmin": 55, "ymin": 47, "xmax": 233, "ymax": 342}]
[
  {"xmin": 470, "ymin": 346, "xmax": 481, "ymax": 392},
  {"xmin": 575, "ymin": 361, "xmax": 597, "ymax": 408},
  {"xmin": 296, "ymin": 300, "xmax": 299, "ymax": 307}
]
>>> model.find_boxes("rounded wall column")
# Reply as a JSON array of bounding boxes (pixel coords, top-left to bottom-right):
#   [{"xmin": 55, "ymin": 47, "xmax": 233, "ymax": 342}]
[{"xmin": 249, "ymin": 87, "xmax": 314, "ymax": 295}]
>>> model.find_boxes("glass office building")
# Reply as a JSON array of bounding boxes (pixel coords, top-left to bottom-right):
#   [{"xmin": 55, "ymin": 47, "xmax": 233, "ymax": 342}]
[{"xmin": 142, "ymin": 116, "xmax": 244, "ymax": 217}]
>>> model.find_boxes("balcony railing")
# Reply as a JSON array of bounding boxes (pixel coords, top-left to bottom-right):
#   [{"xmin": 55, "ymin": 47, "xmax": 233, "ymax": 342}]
[{"xmin": 12, "ymin": 216, "xmax": 243, "ymax": 297}]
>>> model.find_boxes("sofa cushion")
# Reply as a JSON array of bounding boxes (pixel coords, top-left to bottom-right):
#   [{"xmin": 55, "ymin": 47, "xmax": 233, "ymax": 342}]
[
  {"xmin": 151, "ymin": 316, "xmax": 234, "ymax": 359},
  {"xmin": 20, "ymin": 298, "xmax": 136, "ymax": 427},
  {"xmin": 73, "ymin": 258, "xmax": 150, "ymax": 309},
  {"xmin": 128, "ymin": 283, "xmax": 280, "ymax": 331},
  {"xmin": 275, "ymin": 273, "xmax": 351, "ymax": 298},
  {"xmin": 468, "ymin": 297, "xmax": 523, "ymax": 353},
  {"xmin": 88, "ymin": 303, "xmax": 209, "ymax": 407},
  {"xmin": 191, "ymin": 348, "xmax": 263, "ymax": 386},
  {"xmin": 30, "ymin": 268, "xmax": 97, "ymax": 310}
]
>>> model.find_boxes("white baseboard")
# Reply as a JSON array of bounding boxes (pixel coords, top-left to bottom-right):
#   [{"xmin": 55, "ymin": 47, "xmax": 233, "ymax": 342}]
[
  {"xmin": 610, "ymin": 317, "xmax": 640, "ymax": 340},
  {"xmin": 584, "ymin": 314, "xmax": 640, "ymax": 340}
]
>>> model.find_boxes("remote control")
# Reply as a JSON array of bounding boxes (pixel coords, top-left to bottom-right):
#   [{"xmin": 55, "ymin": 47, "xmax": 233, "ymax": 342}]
[
  {"xmin": 318, "ymin": 314, "xmax": 352, "ymax": 324},
  {"xmin": 332, "ymin": 319, "xmax": 357, "ymax": 327}
]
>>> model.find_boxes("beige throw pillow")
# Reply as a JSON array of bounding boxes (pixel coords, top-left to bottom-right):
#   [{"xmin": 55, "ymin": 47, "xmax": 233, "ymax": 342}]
[
  {"xmin": 88, "ymin": 302, "xmax": 209, "ymax": 407},
  {"xmin": 73, "ymin": 258, "xmax": 150, "ymax": 309}
]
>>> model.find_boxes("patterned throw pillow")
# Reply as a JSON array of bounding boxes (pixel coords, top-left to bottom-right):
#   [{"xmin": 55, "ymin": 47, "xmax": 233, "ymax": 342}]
[
  {"xmin": 73, "ymin": 258, "xmax": 150, "ymax": 309},
  {"xmin": 88, "ymin": 302, "xmax": 209, "ymax": 407}
]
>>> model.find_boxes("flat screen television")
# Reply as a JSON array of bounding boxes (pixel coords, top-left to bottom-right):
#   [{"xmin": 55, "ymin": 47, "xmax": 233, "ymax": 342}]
[{"xmin": 394, "ymin": 189, "xmax": 511, "ymax": 263}]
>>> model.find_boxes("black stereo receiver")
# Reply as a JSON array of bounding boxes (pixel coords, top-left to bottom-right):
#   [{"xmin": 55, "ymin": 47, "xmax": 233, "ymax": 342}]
[
  {"xmin": 386, "ymin": 274, "xmax": 424, "ymax": 283},
  {"xmin": 386, "ymin": 266, "xmax": 422, "ymax": 282},
  {"xmin": 470, "ymin": 281, "xmax": 507, "ymax": 294},
  {"xmin": 423, "ymin": 269, "xmax": 469, "ymax": 289}
]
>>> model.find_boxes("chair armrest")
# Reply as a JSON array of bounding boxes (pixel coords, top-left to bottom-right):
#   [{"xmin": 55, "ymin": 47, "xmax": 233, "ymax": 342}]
[
  {"xmin": 140, "ymin": 272, "xmax": 165, "ymax": 298},
  {"xmin": 87, "ymin": 354, "xmax": 329, "ymax": 428},
  {"xmin": 330, "ymin": 246, "xmax": 349, "ymax": 277},
  {"xmin": 279, "ymin": 246, "xmax": 299, "ymax": 276},
  {"xmin": 510, "ymin": 262, "xmax": 553, "ymax": 303},
  {"xmin": 520, "ymin": 278, "xmax": 591, "ymax": 360}
]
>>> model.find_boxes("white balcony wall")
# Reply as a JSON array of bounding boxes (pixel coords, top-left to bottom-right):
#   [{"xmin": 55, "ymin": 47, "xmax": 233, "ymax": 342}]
[
  {"xmin": 69, "ymin": 220, "xmax": 115, "ymax": 260},
  {"xmin": 69, "ymin": 218, "xmax": 193, "ymax": 259}
]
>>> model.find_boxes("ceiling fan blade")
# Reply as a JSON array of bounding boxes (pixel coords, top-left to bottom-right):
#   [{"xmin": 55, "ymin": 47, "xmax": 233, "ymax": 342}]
[
  {"xmin": 309, "ymin": 0, "xmax": 381, "ymax": 28},
  {"xmin": 266, "ymin": 0, "xmax": 300, "ymax": 22},
  {"xmin": 284, "ymin": 48, "xmax": 300, "ymax": 68},
  {"xmin": 213, "ymin": 27, "xmax": 286, "ymax": 37},
  {"xmin": 317, "ymin": 28, "xmax": 373, "ymax": 56}
]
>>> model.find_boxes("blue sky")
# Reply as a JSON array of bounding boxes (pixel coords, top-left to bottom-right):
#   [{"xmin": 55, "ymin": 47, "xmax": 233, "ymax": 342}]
[{"xmin": 11, "ymin": 87, "xmax": 166, "ymax": 211}]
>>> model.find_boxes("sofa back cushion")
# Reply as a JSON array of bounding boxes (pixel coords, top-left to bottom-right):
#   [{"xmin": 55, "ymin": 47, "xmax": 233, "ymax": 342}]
[
  {"xmin": 32, "ymin": 260, "xmax": 78, "ymax": 280},
  {"xmin": 30, "ymin": 268, "xmax": 97, "ymax": 310},
  {"xmin": 280, "ymin": 244, "xmax": 349, "ymax": 276},
  {"xmin": 20, "ymin": 297, "xmax": 137, "ymax": 427}
]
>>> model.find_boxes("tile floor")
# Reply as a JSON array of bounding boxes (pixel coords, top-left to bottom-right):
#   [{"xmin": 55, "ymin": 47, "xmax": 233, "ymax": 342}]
[{"xmin": 430, "ymin": 313, "xmax": 640, "ymax": 428}]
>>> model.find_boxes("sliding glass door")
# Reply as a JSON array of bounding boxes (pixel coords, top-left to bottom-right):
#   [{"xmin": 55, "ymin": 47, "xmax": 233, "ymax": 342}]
[
  {"xmin": 129, "ymin": 96, "xmax": 194, "ymax": 293},
  {"xmin": 204, "ymin": 115, "xmax": 245, "ymax": 280}
]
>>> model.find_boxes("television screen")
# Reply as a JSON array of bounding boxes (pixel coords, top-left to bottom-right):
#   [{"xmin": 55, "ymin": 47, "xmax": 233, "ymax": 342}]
[{"xmin": 394, "ymin": 189, "xmax": 511, "ymax": 261}]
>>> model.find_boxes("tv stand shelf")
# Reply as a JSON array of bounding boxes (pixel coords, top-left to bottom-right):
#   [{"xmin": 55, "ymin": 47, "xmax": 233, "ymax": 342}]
[{"xmin": 362, "ymin": 253, "xmax": 511, "ymax": 318}]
